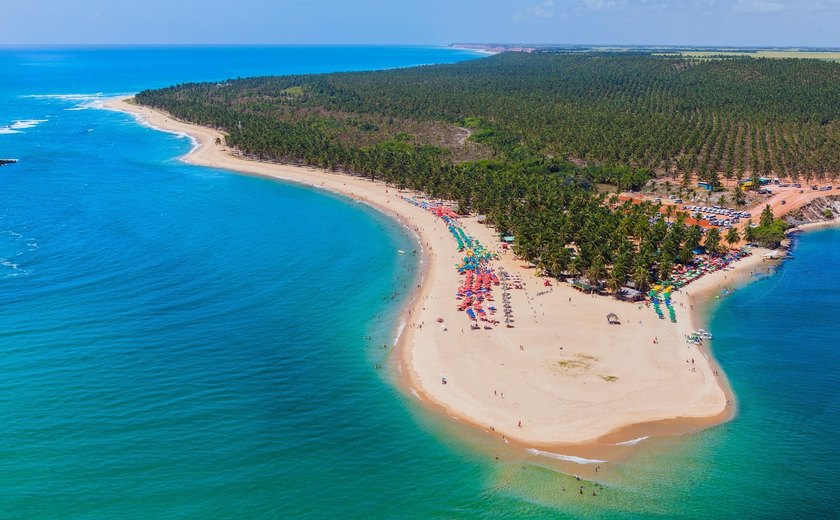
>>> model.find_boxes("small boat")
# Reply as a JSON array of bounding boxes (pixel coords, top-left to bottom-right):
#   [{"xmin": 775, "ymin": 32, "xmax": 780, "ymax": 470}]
[
  {"xmin": 0, "ymin": 159, "xmax": 18, "ymax": 167},
  {"xmin": 397, "ymin": 250, "xmax": 406, "ymax": 255}
]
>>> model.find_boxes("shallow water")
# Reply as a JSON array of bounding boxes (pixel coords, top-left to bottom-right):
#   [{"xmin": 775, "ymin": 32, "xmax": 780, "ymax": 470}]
[{"xmin": 1, "ymin": 46, "xmax": 838, "ymax": 518}]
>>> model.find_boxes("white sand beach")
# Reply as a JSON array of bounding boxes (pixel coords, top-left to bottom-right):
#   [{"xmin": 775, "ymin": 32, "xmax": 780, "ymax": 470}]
[{"xmin": 105, "ymin": 96, "xmax": 781, "ymax": 461}]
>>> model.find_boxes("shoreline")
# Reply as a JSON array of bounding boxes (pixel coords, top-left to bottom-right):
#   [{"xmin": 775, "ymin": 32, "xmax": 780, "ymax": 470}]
[
  {"xmin": 789, "ymin": 218, "xmax": 840, "ymax": 234},
  {"xmin": 104, "ymin": 96, "xmax": 787, "ymax": 469}
]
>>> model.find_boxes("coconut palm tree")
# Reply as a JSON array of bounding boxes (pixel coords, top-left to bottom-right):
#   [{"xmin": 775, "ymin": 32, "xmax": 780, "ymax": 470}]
[
  {"xmin": 569, "ymin": 255, "xmax": 586, "ymax": 279},
  {"xmin": 657, "ymin": 258, "xmax": 674, "ymax": 282},
  {"xmin": 606, "ymin": 267, "xmax": 625, "ymax": 294},
  {"xmin": 725, "ymin": 227, "xmax": 741, "ymax": 247},
  {"xmin": 586, "ymin": 257, "xmax": 607, "ymax": 286},
  {"xmin": 744, "ymin": 219, "xmax": 755, "ymax": 242},
  {"xmin": 704, "ymin": 228, "xmax": 722, "ymax": 254},
  {"xmin": 633, "ymin": 264, "xmax": 652, "ymax": 292}
]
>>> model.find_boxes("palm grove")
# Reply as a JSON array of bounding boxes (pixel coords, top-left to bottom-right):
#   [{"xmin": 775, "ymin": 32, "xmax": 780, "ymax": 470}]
[{"xmin": 135, "ymin": 52, "xmax": 822, "ymax": 291}]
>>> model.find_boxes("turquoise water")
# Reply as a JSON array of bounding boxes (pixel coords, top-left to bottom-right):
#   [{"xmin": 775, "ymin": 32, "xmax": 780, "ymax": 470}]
[{"xmin": 1, "ymin": 47, "xmax": 838, "ymax": 518}]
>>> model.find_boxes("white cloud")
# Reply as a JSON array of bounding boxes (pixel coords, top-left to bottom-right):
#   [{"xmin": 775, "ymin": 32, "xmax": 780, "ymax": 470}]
[
  {"xmin": 734, "ymin": 0, "xmax": 789, "ymax": 12},
  {"xmin": 582, "ymin": 0, "xmax": 628, "ymax": 10},
  {"xmin": 513, "ymin": 0, "xmax": 840, "ymax": 23},
  {"xmin": 574, "ymin": 0, "xmax": 839, "ymax": 14},
  {"xmin": 517, "ymin": 0, "xmax": 556, "ymax": 19}
]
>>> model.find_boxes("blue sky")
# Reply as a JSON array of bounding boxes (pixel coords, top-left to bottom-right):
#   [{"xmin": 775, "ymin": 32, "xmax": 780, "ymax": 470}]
[{"xmin": 2, "ymin": 0, "xmax": 839, "ymax": 47}]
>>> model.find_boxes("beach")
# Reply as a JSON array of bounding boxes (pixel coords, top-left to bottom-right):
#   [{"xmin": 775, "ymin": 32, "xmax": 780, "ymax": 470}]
[{"xmin": 105, "ymin": 96, "xmax": 779, "ymax": 463}]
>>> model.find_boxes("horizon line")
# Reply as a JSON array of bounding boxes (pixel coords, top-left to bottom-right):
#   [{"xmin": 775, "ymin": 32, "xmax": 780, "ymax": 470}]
[{"xmin": 1, "ymin": 42, "xmax": 840, "ymax": 51}]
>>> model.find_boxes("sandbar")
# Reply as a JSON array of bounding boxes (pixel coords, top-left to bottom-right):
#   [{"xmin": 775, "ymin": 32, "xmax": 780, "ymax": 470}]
[{"xmin": 104, "ymin": 96, "xmax": 784, "ymax": 466}]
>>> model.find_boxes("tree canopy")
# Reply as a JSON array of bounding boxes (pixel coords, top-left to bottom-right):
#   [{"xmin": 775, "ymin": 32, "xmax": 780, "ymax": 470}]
[
  {"xmin": 139, "ymin": 52, "xmax": 840, "ymax": 185},
  {"xmin": 134, "ymin": 52, "xmax": 825, "ymax": 291}
]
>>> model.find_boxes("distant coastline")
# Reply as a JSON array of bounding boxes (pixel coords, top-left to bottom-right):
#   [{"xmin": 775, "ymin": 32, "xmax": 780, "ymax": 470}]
[
  {"xmin": 449, "ymin": 43, "xmax": 840, "ymax": 63},
  {"xmin": 106, "ymin": 96, "xmax": 799, "ymax": 473},
  {"xmin": 449, "ymin": 43, "xmax": 533, "ymax": 54}
]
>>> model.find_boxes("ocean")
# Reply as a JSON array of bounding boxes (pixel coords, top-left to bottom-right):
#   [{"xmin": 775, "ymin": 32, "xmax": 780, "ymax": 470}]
[{"xmin": 1, "ymin": 46, "xmax": 837, "ymax": 519}]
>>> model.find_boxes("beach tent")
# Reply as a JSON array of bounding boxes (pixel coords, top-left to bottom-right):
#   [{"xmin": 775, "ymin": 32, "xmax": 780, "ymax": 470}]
[
  {"xmin": 572, "ymin": 279, "xmax": 596, "ymax": 293},
  {"xmin": 618, "ymin": 287, "xmax": 643, "ymax": 302}
]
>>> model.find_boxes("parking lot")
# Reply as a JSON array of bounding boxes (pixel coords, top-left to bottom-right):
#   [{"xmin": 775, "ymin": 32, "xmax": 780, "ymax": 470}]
[{"xmin": 682, "ymin": 205, "xmax": 751, "ymax": 228}]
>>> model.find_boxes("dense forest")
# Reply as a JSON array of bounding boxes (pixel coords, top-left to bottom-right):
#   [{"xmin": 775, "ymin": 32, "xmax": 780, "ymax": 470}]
[
  {"xmin": 134, "ymin": 52, "xmax": 814, "ymax": 290},
  {"xmin": 138, "ymin": 52, "xmax": 840, "ymax": 184}
]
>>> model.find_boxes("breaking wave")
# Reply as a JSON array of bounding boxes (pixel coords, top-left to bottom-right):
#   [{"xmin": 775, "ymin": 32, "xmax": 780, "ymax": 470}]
[{"xmin": 526, "ymin": 448, "xmax": 606, "ymax": 465}]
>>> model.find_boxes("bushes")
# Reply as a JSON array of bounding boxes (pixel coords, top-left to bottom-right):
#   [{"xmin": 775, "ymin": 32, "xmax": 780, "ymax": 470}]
[{"xmin": 751, "ymin": 220, "xmax": 789, "ymax": 248}]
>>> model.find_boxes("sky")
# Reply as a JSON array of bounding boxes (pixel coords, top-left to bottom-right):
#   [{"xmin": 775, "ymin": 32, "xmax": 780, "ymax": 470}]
[{"xmin": 2, "ymin": 0, "xmax": 839, "ymax": 48}]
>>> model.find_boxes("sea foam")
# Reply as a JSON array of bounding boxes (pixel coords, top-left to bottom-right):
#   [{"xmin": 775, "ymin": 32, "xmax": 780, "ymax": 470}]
[
  {"xmin": 612, "ymin": 436, "xmax": 650, "ymax": 446},
  {"xmin": 0, "ymin": 119, "xmax": 48, "ymax": 134},
  {"xmin": 125, "ymin": 111, "xmax": 198, "ymax": 151},
  {"xmin": 23, "ymin": 93, "xmax": 110, "ymax": 111},
  {"xmin": 526, "ymin": 448, "xmax": 606, "ymax": 465}
]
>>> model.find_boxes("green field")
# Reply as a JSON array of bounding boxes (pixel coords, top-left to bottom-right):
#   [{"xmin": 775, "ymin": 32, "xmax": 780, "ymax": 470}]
[{"xmin": 661, "ymin": 50, "xmax": 840, "ymax": 62}]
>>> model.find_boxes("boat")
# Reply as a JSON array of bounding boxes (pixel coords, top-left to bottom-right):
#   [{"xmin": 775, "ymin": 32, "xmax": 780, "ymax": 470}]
[
  {"xmin": 0, "ymin": 159, "xmax": 18, "ymax": 167},
  {"xmin": 397, "ymin": 250, "xmax": 406, "ymax": 255}
]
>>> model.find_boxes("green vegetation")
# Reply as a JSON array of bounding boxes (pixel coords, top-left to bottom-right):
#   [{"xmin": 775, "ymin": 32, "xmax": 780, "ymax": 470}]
[
  {"xmin": 139, "ymin": 52, "xmax": 840, "ymax": 185},
  {"xmin": 669, "ymin": 50, "xmax": 840, "ymax": 62},
  {"xmin": 704, "ymin": 228, "xmax": 722, "ymax": 254},
  {"xmin": 134, "ymin": 52, "xmax": 831, "ymax": 291},
  {"xmin": 750, "ymin": 205, "xmax": 789, "ymax": 248},
  {"xmin": 751, "ymin": 221, "xmax": 788, "ymax": 248},
  {"xmin": 280, "ymin": 85, "xmax": 305, "ymax": 97},
  {"xmin": 725, "ymin": 226, "xmax": 741, "ymax": 246}
]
